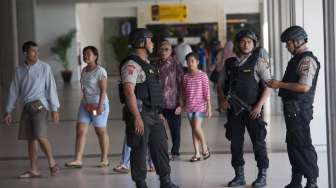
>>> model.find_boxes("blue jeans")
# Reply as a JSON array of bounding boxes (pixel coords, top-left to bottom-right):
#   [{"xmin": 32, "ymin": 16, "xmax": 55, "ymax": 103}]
[
  {"xmin": 120, "ymin": 135, "xmax": 153, "ymax": 168},
  {"xmin": 121, "ymin": 136, "xmax": 131, "ymax": 168}
]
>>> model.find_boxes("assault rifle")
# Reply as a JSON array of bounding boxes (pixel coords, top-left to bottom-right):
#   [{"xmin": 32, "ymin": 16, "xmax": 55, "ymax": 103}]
[
  {"xmin": 225, "ymin": 92, "xmax": 267, "ymax": 126},
  {"xmin": 224, "ymin": 92, "xmax": 267, "ymax": 141}
]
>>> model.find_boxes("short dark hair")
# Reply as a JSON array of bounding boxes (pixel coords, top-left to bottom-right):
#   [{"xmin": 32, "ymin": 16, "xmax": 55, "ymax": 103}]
[
  {"xmin": 22, "ymin": 41, "xmax": 38, "ymax": 53},
  {"xmin": 83, "ymin": 46, "xmax": 99, "ymax": 64},
  {"xmin": 185, "ymin": 52, "xmax": 199, "ymax": 61}
]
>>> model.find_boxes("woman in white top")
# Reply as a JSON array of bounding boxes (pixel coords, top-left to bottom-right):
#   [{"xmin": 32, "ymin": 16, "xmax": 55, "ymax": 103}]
[{"xmin": 66, "ymin": 46, "xmax": 110, "ymax": 168}]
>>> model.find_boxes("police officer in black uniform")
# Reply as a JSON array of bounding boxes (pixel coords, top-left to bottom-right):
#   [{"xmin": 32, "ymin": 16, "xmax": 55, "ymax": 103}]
[
  {"xmin": 218, "ymin": 30, "xmax": 271, "ymax": 188},
  {"xmin": 267, "ymin": 26, "xmax": 319, "ymax": 188},
  {"xmin": 120, "ymin": 28, "xmax": 179, "ymax": 188}
]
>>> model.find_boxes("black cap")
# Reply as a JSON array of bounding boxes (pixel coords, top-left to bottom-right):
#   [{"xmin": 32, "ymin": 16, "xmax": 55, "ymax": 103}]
[
  {"xmin": 281, "ymin": 25, "xmax": 308, "ymax": 42},
  {"xmin": 129, "ymin": 28, "xmax": 153, "ymax": 48}
]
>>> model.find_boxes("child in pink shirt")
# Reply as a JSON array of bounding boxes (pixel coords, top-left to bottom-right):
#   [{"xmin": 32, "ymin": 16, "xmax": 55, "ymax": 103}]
[{"xmin": 176, "ymin": 52, "xmax": 211, "ymax": 162}]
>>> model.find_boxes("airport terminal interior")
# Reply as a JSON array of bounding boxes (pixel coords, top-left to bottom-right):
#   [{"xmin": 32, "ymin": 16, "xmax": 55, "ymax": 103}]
[{"xmin": 0, "ymin": 0, "xmax": 336, "ymax": 188}]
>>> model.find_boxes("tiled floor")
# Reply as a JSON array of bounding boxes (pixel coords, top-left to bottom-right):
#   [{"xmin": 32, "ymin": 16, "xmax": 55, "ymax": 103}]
[
  {"xmin": 0, "ymin": 153, "xmax": 328, "ymax": 188},
  {"xmin": 0, "ymin": 78, "xmax": 329, "ymax": 187}
]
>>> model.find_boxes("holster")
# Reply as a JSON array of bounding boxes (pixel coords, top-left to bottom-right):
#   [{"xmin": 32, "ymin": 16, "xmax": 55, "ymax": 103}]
[
  {"xmin": 224, "ymin": 121, "xmax": 232, "ymax": 141},
  {"xmin": 283, "ymin": 100, "xmax": 300, "ymax": 118}
]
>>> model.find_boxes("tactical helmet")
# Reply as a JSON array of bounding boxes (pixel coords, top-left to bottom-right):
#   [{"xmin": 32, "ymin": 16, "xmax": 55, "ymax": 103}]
[
  {"xmin": 129, "ymin": 28, "xmax": 153, "ymax": 48},
  {"xmin": 281, "ymin": 25, "xmax": 308, "ymax": 42},
  {"xmin": 235, "ymin": 29, "xmax": 258, "ymax": 44}
]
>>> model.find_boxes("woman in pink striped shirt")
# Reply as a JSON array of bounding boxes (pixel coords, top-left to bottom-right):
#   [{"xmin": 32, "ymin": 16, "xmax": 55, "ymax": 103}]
[{"xmin": 176, "ymin": 52, "xmax": 212, "ymax": 162}]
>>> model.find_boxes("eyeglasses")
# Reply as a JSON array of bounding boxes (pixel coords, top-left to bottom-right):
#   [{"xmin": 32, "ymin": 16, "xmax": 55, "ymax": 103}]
[{"xmin": 159, "ymin": 48, "xmax": 171, "ymax": 52}]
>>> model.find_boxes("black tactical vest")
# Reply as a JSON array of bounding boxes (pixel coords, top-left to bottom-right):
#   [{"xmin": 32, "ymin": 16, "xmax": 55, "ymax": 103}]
[
  {"xmin": 278, "ymin": 51, "xmax": 320, "ymax": 105},
  {"xmin": 119, "ymin": 55, "xmax": 164, "ymax": 109},
  {"xmin": 224, "ymin": 49, "xmax": 262, "ymax": 105}
]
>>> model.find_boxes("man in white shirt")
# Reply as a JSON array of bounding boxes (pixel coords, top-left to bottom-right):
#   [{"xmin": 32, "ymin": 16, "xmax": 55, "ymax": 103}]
[
  {"xmin": 3, "ymin": 41, "xmax": 60, "ymax": 178},
  {"xmin": 174, "ymin": 36, "xmax": 192, "ymax": 73}
]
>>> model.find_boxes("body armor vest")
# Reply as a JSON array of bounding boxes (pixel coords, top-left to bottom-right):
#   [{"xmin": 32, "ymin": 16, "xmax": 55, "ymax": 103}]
[
  {"xmin": 224, "ymin": 49, "xmax": 263, "ymax": 105},
  {"xmin": 278, "ymin": 51, "xmax": 320, "ymax": 106},
  {"xmin": 119, "ymin": 55, "xmax": 164, "ymax": 108}
]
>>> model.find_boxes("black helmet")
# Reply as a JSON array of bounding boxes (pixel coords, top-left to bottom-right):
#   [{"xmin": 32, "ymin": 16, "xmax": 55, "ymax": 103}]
[
  {"xmin": 235, "ymin": 29, "xmax": 258, "ymax": 43},
  {"xmin": 281, "ymin": 25, "xmax": 308, "ymax": 42},
  {"xmin": 129, "ymin": 28, "xmax": 153, "ymax": 48}
]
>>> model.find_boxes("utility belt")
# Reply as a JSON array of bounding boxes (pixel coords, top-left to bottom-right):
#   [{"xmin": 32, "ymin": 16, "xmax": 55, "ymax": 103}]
[
  {"xmin": 123, "ymin": 103, "xmax": 161, "ymax": 119},
  {"xmin": 142, "ymin": 104, "xmax": 161, "ymax": 113},
  {"xmin": 24, "ymin": 100, "xmax": 44, "ymax": 113}
]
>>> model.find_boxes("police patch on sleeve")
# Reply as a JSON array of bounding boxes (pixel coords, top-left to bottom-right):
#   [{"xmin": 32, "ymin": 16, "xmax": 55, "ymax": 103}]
[
  {"xmin": 256, "ymin": 57, "xmax": 272, "ymax": 81},
  {"xmin": 298, "ymin": 60, "xmax": 310, "ymax": 73},
  {"xmin": 121, "ymin": 60, "xmax": 146, "ymax": 84},
  {"xmin": 297, "ymin": 56, "xmax": 318, "ymax": 86},
  {"xmin": 127, "ymin": 64, "xmax": 136, "ymax": 75},
  {"xmin": 260, "ymin": 58, "xmax": 271, "ymax": 69}
]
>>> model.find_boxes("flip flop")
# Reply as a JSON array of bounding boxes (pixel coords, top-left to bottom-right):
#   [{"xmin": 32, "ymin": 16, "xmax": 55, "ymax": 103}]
[
  {"xmin": 50, "ymin": 164, "xmax": 60, "ymax": 176},
  {"xmin": 202, "ymin": 147, "xmax": 211, "ymax": 160},
  {"xmin": 189, "ymin": 156, "xmax": 201, "ymax": 162},
  {"xmin": 113, "ymin": 164, "xmax": 129, "ymax": 173},
  {"xmin": 65, "ymin": 161, "xmax": 82, "ymax": 168},
  {"xmin": 98, "ymin": 161, "xmax": 110, "ymax": 168},
  {"xmin": 18, "ymin": 171, "xmax": 41, "ymax": 179}
]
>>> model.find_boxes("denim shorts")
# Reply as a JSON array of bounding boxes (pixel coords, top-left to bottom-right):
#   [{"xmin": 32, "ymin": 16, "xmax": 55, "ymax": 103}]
[
  {"xmin": 77, "ymin": 102, "xmax": 109, "ymax": 127},
  {"xmin": 187, "ymin": 112, "xmax": 205, "ymax": 121}
]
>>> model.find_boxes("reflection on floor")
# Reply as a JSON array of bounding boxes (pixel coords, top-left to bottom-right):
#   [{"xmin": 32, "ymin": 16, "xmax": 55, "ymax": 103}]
[{"xmin": 0, "ymin": 78, "xmax": 328, "ymax": 187}]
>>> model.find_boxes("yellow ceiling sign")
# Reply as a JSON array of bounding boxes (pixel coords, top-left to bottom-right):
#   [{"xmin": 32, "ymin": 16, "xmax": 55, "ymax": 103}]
[{"xmin": 152, "ymin": 4, "xmax": 188, "ymax": 22}]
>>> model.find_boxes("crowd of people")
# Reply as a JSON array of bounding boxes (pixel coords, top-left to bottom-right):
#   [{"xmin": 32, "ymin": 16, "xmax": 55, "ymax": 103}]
[{"xmin": 2, "ymin": 25, "xmax": 320, "ymax": 188}]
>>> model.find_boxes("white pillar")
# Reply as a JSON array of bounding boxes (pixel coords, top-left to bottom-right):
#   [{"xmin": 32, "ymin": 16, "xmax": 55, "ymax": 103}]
[{"xmin": 323, "ymin": 0, "xmax": 336, "ymax": 187}]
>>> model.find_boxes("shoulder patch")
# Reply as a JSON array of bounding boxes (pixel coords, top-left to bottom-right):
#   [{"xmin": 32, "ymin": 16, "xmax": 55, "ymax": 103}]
[
  {"xmin": 259, "ymin": 58, "xmax": 271, "ymax": 69},
  {"xmin": 127, "ymin": 64, "xmax": 136, "ymax": 75},
  {"xmin": 298, "ymin": 57, "xmax": 314, "ymax": 73}
]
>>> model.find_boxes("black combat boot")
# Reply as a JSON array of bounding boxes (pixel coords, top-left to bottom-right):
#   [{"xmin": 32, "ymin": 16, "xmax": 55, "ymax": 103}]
[
  {"xmin": 228, "ymin": 166, "xmax": 246, "ymax": 187},
  {"xmin": 160, "ymin": 175, "xmax": 179, "ymax": 188},
  {"xmin": 135, "ymin": 181, "xmax": 148, "ymax": 188},
  {"xmin": 285, "ymin": 174, "xmax": 303, "ymax": 188},
  {"xmin": 304, "ymin": 178, "xmax": 318, "ymax": 188},
  {"xmin": 251, "ymin": 168, "xmax": 267, "ymax": 188}
]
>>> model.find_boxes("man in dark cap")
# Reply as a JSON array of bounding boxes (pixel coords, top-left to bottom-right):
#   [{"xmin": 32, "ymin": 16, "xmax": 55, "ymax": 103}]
[
  {"xmin": 267, "ymin": 25, "xmax": 320, "ymax": 188},
  {"xmin": 218, "ymin": 29, "xmax": 271, "ymax": 188},
  {"xmin": 119, "ymin": 28, "xmax": 179, "ymax": 188}
]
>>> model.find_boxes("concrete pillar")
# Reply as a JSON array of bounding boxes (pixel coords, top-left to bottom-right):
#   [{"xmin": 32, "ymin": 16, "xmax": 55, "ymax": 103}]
[
  {"xmin": 323, "ymin": 0, "xmax": 336, "ymax": 187},
  {"xmin": 0, "ymin": 0, "xmax": 18, "ymax": 115},
  {"xmin": 289, "ymin": 0, "xmax": 327, "ymax": 147},
  {"xmin": 16, "ymin": 0, "xmax": 36, "ymax": 64},
  {"xmin": 266, "ymin": 0, "xmax": 291, "ymax": 118}
]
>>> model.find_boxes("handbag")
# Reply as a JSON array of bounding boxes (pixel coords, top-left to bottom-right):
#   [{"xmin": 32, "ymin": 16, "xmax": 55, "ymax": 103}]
[
  {"xmin": 25, "ymin": 100, "xmax": 44, "ymax": 113},
  {"xmin": 84, "ymin": 103, "xmax": 98, "ymax": 114}
]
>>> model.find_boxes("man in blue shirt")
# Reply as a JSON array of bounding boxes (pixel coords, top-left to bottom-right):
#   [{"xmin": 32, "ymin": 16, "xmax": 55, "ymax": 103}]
[{"xmin": 3, "ymin": 41, "xmax": 60, "ymax": 178}]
